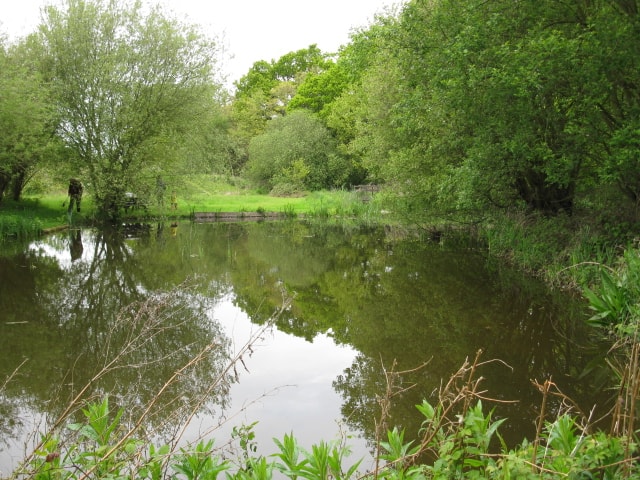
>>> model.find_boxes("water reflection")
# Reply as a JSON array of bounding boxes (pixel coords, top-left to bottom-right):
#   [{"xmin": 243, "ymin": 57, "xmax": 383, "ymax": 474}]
[
  {"xmin": 0, "ymin": 227, "xmax": 236, "ymax": 473},
  {"xmin": 0, "ymin": 221, "xmax": 612, "ymax": 474},
  {"xmin": 69, "ymin": 229, "xmax": 83, "ymax": 262}
]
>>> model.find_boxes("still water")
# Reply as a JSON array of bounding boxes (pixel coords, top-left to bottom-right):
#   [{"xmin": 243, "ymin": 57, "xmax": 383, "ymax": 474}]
[{"xmin": 0, "ymin": 221, "xmax": 611, "ymax": 474}]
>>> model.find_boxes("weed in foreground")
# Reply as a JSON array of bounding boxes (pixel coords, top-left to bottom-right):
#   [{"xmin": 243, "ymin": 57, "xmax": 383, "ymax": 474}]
[
  {"xmin": 17, "ymin": 351, "xmax": 639, "ymax": 479},
  {"xmin": 5, "ymin": 277, "xmax": 640, "ymax": 479}
]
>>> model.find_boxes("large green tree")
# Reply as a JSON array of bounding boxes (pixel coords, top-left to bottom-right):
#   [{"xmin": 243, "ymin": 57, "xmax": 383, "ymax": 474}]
[
  {"xmin": 38, "ymin": 0, "xmax": 223, "ymax": 219},
  {"xmin": 230, "ymin": 45, "xmax": 333, "ymax": 171},
  {"xmin": 0, "ymin": 37, "xmax": 60, "ymax": 204},
  {"xmin": 245, "ymin": 110, "xmax": 349, "ymax": 191},
  {"xmin": 590, "ymin": 1, "xmax": 640, "ymax": 203},
  {"xmin": 385, "ymin": 0, "xmax": 640, "ymax": 218},
  {"xmin": 322, "ymin": 16, "xmax": 402, "ymax": 186}
]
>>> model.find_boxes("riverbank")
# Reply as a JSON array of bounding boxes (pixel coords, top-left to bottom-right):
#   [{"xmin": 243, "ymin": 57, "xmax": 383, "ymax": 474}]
[
  {"xmin": 0, "ymin": 181, "xmax": 385, "ymax": 237},
  {"xmin": 0, "ymin": 185, "xmax": 632, "ymax": 294}
]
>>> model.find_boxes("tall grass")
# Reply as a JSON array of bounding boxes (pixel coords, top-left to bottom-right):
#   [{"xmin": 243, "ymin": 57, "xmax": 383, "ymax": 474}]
[
  {"xmin": 0, "ymin": 215, "xmax": 43, "ymax": 240},
  {"xmin": 304, "ymin": 190, "xmax": 389, "ymax": 225},
  {"xmin": 0, "ymin": 196, "xmax": 78, "ymax": 240}
]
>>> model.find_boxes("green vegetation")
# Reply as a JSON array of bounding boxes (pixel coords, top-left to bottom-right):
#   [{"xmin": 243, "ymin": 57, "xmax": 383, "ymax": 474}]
[
  {"xmin": 0, "ymin": 196, "xmax": 71, "ymax": 236},
  {"xmin": 13, "ymin": 352, "xmax": 640, "ymax": 479},
  {"xmin": 0, "ymin": 175, "xmax": 386, "ymax": 238},
  {"xmin": 3, "ymin": 0, "xmax": 640, "ymax": 476}
]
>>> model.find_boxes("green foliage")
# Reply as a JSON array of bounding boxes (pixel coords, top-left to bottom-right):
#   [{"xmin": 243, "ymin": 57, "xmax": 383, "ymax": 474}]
[
  {"xmin": 272, "ymin": 433, "xmax": 360, "ymax": 480},
  {"xmin": 281, "ymin": 203, "xmax": 298, "ymax": 219},
  {"xmin": 31, "ymin": 397, "xmax": 140, "ymax": 479},
  {"xmin": 17, "ymin": 359, "xmax": 640, "ymax": 480},
  {"xmin": 584, "ymin": 249, "xmax": 640, "ymax": 336},
  {"xmin": 68, "ymin": 397, "xmax": 123, "ymax": 446},
  {"xmin": 38, "ymin": 0, "xmax": 224, "ymax": 219},
  {"xmin": 0, "ymin": 214, "xmax": 43, "ymax": 240},
  {"xmin": 0, "ymin": 36, "xmax": 61, "ymax": 204},
  {"xmin": 245, "ymin": 110, "xmax": 349, "ymax": 191},
  {"xmin": 322, "ymin": 17, "xmax": 401, "ymax": 187},
  {"xmin": 272, "ymin": 432, "xmax": 304, "ymax": 478},
  {"xmin": 231, "ymin": 44, "xmax": 333, "ymax": 159},
  {"xmin": 138, "ymin": 443, "xmax": 170, "ymax": 480},
  {"xmin": 232, "ymin": 421, "xmax": 259, "ymax": 467},
  {"xmin": 287, "ymin": 63, "xmax": 349, "ymax": 117},
  {"xmin": 234, "ymin": 60, "xmax": 278, "ymax": 99},
  {"xmin": 235, "ymin": 45, "xmax": 330, "ymax": 99},
  {"xmin": 319, "ymin": 0, "xmax": 639, "ymax": 224},
  {"xmin": 172, "ymin": 440, "xmax": 230, "ymax": 480}
]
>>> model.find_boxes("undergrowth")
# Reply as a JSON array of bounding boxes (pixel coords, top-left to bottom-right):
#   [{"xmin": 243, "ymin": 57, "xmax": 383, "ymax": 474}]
[
  {"xmin": 11, "ymin": 353, "xmax": 639, "ymax": 479},
  {"xmin": 6, "ymin": 259, "xmax": 640, "ymax": 479}
]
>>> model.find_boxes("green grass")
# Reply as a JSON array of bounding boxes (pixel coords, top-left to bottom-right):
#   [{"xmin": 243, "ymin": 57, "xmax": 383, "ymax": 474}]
[
  {"xmin": 183, "ymin": 192, "xmax": 309, "ymax": 215},
  {"xmin": 0, "ymin": 175, "xmax": 387, "ymax": 239},
  {"xmin": 0, "ymin": 196, "xmax": 73, "ymax": 239}
]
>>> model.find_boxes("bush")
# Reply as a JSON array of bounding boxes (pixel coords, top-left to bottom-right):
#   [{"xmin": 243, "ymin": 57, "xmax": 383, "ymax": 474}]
[{"xmin": 20, "ymin": 393, "xmax": 638, "ymax": 480}]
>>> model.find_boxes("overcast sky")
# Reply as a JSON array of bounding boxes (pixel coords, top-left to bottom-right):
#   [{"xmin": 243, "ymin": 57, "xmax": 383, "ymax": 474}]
[{"xmin": 1, "ymin": 0, "xmax": 399, "ymax": 86}]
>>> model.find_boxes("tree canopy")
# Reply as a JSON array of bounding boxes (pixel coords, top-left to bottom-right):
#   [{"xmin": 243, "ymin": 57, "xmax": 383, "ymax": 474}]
[
  {"xmin": 0, "ymin": 36, "xmax": 60, "ymax": 204},
  {"xmin": 38, "ymin": 0, "xmax": 224, "ymax": 218},
  {"xmin": 245, "ymin": 110, "xmax": 349, "ymax": 193},
  {"xmin": 1, "ymin": 0, "xmax": 639, "ymax": 232}
]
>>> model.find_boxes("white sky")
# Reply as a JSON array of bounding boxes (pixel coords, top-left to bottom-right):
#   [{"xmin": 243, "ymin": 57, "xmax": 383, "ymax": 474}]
[{"xmin": 1, "ymin": 0, "xmax": 400, "ymax": 86}]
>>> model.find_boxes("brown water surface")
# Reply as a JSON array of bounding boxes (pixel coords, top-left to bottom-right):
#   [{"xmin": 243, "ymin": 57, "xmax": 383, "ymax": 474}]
[{"xmin": 0, "ymin": 221, "xmax": 612, "ymax": 474}]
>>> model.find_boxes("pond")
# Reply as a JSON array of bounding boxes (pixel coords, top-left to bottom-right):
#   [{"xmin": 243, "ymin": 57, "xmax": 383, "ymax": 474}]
[{"xmin": 0, "ymin": 221, "xmax": 613, "ymax": 475}]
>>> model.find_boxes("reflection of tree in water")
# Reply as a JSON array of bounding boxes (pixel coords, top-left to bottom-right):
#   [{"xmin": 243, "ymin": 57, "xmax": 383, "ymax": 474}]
[
  {"xmin": 331, "ymin": 258, "xmax": 615, "ymax": 452},
  {"xmin": 0, "ymin": 227, "xmax": 236, "ymax": 448},
  {"xmin": 61, "ymin": 288, "xmax": 236, "ymax": 441},
  {"xmin": 168, "ymin": 222, "xmax": 613, "ymax": 452},
  {"xmin": 0, "ymin": 252, "xmax": 62, "ymax": 450},
  {"xmin": 319, "ymin": 238, "xmax": 613, "ymax": 453},
  {"xmin": 0, "ymin": 222, "xmax": 616, "ymax": 460}
]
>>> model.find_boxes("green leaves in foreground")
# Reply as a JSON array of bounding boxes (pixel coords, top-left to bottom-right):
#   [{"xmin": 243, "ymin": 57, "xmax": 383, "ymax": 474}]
[
  {"xmin": 23, "ymin": 395, "xmax": 639, "ymax": 479},
  {"xmin": 584, "ymin": 249, "xmax": 640, "ymax": 337}
]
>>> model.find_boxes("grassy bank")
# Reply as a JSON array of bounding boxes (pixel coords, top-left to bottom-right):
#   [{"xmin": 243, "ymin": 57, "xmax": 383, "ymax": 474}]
[
  {"xmin": 0, "ymin": 196, "xmax": 68, "ymax": 239},
  {"xmin": 481, "ymin": 206, "xmax": 636, "ymax": 290},
  {"xmin": 0, "ymin": 175, "xmax": 386, "ymax": 240}
]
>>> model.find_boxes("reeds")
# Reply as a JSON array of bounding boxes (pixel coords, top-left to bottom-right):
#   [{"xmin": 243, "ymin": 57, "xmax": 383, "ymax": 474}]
[{"xmin": 0, "ymin": 215, "xmax": 43, "ymax": 241}]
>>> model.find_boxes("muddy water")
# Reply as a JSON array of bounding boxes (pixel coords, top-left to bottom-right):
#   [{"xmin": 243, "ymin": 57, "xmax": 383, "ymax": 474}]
[{"xmin": 0, "ymin": 221, "xmax": 612, "ymax": 474}]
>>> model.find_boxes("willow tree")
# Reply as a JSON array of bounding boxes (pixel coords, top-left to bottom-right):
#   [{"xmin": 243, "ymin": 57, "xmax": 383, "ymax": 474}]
[{"xmin": 38, "ymin": 0, "xmax": 223, "ymax": 219}]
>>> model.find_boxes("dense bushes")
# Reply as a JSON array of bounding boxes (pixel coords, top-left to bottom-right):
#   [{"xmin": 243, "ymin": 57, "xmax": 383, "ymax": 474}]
[{"xmin": 245, "ymin": 111, "xmax": 354, "ymax": 193}]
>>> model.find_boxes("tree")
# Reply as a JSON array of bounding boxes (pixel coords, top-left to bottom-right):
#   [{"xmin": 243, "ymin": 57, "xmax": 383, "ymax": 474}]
[
  {"xmin": 233, "ymin": 60, "xmax": 276, "ymax": 100},
  {"xmin": 230, "ymin": 45, "xmax": 334, "ymax": 177},
  {"xmin": 38, "ymin": 0, "xmax": 223, "ymax": 219},
  {"xmin": 287, "ymin": 62, "xmax": 349, "ymax": 117},
  {"xmin": 234, "ymin": 45, "xmax": 330, "ymax": 102},
  {"xmin": 245, "ymin": 110, "xmax": 348, "ymax": 191},
  {"xmin": 323, "ymin": 15, "xmax": 402, "ymax": 186},
  {"xmin": 381, "ymin": 0, "xmax": 620, "ymax": 218},
  {"xmin": 0, "ymin": 37, "xmax": 60, "ymax": 204},
  {"xmin": 590, "ymin": 1, "xmax": 640, "ymax": 204}
]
